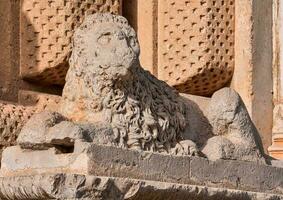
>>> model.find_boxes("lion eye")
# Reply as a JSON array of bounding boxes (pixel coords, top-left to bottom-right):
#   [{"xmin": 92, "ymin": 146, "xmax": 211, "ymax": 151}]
[{"xmin": 98, "ymin": 32, "xmax": 111, "ymax": 45}]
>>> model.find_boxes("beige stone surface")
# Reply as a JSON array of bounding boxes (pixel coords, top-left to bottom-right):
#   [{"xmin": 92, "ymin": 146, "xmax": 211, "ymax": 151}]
[
  {"xmin": 20, "ymin": 0, "xmax": 122, "ymax": 86},
  {"xmin": 269, "ymin": 1, "xmax": 283, "ymax": 159},
  {"xmin": 0, "ymin": 0, "xmax": 20, "ymax": 102},
  {"xmin": 231, "ymin": 0, "xmax": 273, "ymax": 153},
  {"xmin": 180, "ymin": 93, "xmax": 211, "ymax": 114},
  {"xmin": 158, "ymin": 0, "xmax": 234, "ymax": 96},
  {"xmin": 18, "ymin": 90, "xmax": 61, "ymax": 111},
  {"xmin": 123, "ymin": 0, "xmax": 158, "ymax": 74},
  {"xmin": 269, "ymin": 105, "xmax": 283, "ymax": 159},
  {"xmin": 0, "ymin": 145, "xmax": 89, "ymax": 177}
]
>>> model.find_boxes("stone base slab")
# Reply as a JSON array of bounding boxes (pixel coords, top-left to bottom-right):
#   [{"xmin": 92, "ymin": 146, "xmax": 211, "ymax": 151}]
[
  {"xmin": 1, "ymin": 143, "xmax": 283, "ymax": 197},
  {"xmin": 0, "ymin": 174, "xmax": 282, "ymax": 200}
]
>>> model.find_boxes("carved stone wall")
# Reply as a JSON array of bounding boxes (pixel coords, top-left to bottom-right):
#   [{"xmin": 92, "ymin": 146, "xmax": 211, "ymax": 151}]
[
  {"xmin": 20, "ymin": 0, "xmax": 122, "ymax": 86},
  {"xmin": 0, "ymin": 102, "xmax": 35, "ymax": 161},
  {"xmin": 158, "ymin": 0, "xmax": 235, "ymax": 96}
]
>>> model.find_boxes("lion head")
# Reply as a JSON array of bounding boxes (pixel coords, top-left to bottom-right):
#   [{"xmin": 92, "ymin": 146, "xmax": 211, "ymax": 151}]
[{"xmin": 69, "ymin": 13, "xmax": 140, "ymax": 81}]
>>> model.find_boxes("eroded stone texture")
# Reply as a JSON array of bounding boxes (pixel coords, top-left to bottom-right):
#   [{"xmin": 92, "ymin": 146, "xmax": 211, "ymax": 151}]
[
  {"xmin": 232, "ymin": 0, "xmax": 273, "ymax": 153},
  {"xmin": 60, "ymin": 13, "xmax": 213, "ymax": 155},
  {"xmin": 158, "ymin": 0, "xmax": 234, "ymax": 96},
  {"xmin": 20, "ymin": 0, "xmax": 122, "ymax": 85},
  {"xmin": 0, "ymin": 93, "xmax": 61, "ymax": 161},
  {"xmin": 58, "ymin": 14, "xmax": 265, "ymax": 163},
  {"xmin": 17, "ymin": 111, "xmax": 116, "ymax": 150},
  {"xmin": 0, "ymin": 174, "xmax": 282, "ymax": 200},
  {"xmin": 1, "ymin": 143, "xmax": 283, "ymax": 198},
  {"xmin": 202, "ymin": 88, "xmax": 266, "ymax": 162},
  {"xmin": 17, "ymin": 111, "xmax": 66, "ymax": 149}
]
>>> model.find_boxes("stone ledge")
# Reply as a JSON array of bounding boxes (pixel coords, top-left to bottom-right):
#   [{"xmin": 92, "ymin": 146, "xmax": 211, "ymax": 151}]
[
  {"xmin": 87, "ymin": 144, "xmax": 283, "ymax": 195},
  {"xmin": 1, "ymin": 143, "xmax": 283, "ymax": 197},
  {"xmin": 0, "ymin": 174, "xmax": 282, "ymax": 200}
]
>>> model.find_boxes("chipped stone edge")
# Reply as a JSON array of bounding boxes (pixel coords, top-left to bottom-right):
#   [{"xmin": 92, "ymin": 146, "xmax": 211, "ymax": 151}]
[{"xmin": 0, "ymin": 174, "xmax": 282, "ymax": 200}]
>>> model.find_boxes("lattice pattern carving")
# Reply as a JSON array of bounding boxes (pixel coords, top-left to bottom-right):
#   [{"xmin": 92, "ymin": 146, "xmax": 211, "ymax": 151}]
[
  {"xmin": 158, "ymin": 0, "xmax": 235, "ymax": 96},
  {"xmin": 20, "ymin": 0, "xmax": 122, "ymax": 85},
  {"xmin": 0, "ymin": 103, "xmax": 35, "ymax": 155}
]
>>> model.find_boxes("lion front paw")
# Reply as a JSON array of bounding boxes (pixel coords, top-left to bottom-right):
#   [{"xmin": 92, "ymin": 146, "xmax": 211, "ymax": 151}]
[{"xmin": 171, "ymin": 140, "xmax": 200, "ymax": 156}]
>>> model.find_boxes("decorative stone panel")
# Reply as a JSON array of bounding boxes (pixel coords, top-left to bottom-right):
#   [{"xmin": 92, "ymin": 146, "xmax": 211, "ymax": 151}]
[
  {"xmin": 158, "ymin": 0, "xmax": 235, "ymax": 96},
  {"xmin": 20, "ymin": 0, "xmax": 122, "ymax": 86},
  {"xmin": 0, "ymin": 102, "xmax": 35, "ymax": 161}
]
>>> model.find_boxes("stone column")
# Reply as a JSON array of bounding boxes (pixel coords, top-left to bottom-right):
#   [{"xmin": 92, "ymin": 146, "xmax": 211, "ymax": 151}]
[
  {"xmin": 231, "ymin": 0, "xmax": 273, "ymax": 153},
  {"xmin": 269, "ymin": 0, "xmax": 283, "ymax": 159}
]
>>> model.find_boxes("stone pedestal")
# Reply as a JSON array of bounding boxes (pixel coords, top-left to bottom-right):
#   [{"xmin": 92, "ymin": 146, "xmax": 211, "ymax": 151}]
[
  {"xmin": 0, "ymin": 174, "xmax": 282, "ymax": 200},
  {"xmin": 1, "ymin": 142, "xmax": 283, "ymax": 199}
]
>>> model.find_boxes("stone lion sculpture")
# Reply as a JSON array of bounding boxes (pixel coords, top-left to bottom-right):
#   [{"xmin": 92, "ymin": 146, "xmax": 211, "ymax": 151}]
[
  {"xmin": 17, "ymin": 13, "xmax": 266, "ymax": 163},
  {"xmin": 59, "ymin": 13, "xmax": 212, "ymax": 155}
]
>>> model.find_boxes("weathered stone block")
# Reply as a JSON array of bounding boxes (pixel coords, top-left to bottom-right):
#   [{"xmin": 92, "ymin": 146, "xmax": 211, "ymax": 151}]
[
  {"xmin": 0, "ymin": 144, "xmax": 90, "ymax": 177},
  {"xmin": 87, "ymin": 144, "xmax": 191, "ymax": 184},
  {"xmin": 1, "ymin": 146, "xmax": 72, "ymax": 173},
  {"xmin": 1, "ymin": 143, "xmax": 283, "ymax": 196},
  {"xmin": 158, "ymin": 0, "xmax": 234, "ymax": 96},
  {"xmin": 20, "ymin": 0, "xmax": 122, "ymax": 85},
  {"xmin": 190, "ymin": 157, "xmax": 283, "ymax": 194},
  {"xmin": 0, "ymin": 174, "xmax": 282, "ymax": 200}
]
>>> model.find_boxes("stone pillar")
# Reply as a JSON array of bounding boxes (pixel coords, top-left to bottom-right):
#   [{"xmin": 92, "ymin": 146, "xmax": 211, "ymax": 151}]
[
  {"xmin": 0, "ymin": 0, "xmax": 20, "ymax": 102},
  {"xmin": 269, "ymin": 0, "xmax": 283, "ymax": 159},
  {"xmin": 231, "ymin": 0, "xmax": 273, "ymax": 152}
]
